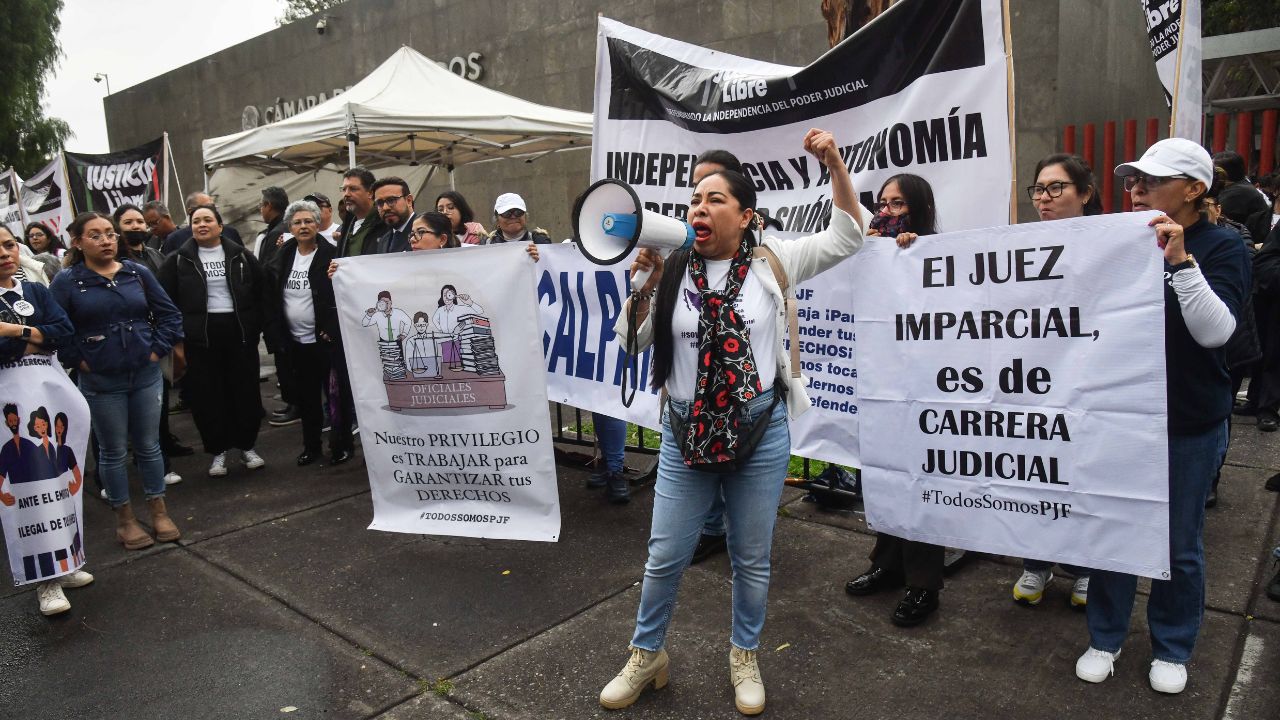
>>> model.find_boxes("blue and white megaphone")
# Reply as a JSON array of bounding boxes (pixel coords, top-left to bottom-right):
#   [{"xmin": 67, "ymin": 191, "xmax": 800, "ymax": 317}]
[{"xmin": 572, "ymin": 179, "xmax": 695, "ymax": 293}]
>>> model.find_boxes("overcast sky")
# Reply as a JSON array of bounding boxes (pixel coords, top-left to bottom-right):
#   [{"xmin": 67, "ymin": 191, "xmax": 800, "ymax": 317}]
[{"xmin": 44, "ymin": 0, "xmax": 287, "ymax": 154}]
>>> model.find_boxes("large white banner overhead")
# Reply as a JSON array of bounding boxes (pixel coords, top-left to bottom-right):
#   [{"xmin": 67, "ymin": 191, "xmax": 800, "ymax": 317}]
[
  {"xmin": 0, "ymin": 355, "xmax": 91, "ymax": 586},
  {"xmin": 0, "ymin": 169, "xmax": 24, "ymax": 238},
  {"xmin": 1141, "ymin": 0, "xmax": 1202, "ymax": 141},
  {"xmin": 20, "ymin": 159, "xmax": 70, "ymax": 242},
  {"xmin": 577, "ymin": 0, "xmax": 1013, "ymax": 467},
  {"xmin": 853, "ymin": 213, "xmax": 1170, "ymax": 578},
  {"xmin": 333, "ymin": 244, "xmax": 561, "ymax": 542}
]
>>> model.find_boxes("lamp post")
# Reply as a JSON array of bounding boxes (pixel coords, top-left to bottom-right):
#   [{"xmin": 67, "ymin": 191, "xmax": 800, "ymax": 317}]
[{"xmin": 93, "ymin": 73, "xmax": 111, "ymax": 95}]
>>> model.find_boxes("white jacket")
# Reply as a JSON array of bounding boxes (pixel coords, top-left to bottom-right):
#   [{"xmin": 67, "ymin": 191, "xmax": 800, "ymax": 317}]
[{"xmin": 615, "ymin": 206, "xmax": 865, "ymax": 420}]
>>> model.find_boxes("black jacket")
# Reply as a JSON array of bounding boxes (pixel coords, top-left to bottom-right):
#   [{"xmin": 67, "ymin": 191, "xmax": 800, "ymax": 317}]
[
  {"xmin": 264, "ymin": 238, "xmax": 339, "ymax": 351},
  {"xmin": 158, "ymin": 237, "xmax": 267, "ymax": 348},
  {"xmin": 369, "ymin": 213, "xmax": 415, "ymax": 254},
  {"xmin": 336, "ymin": 212, "xmax": 387, "ymax": 257},
  {"xmin": 256, "ymin": 216, "xmax": 287, "ymax": 270},
  {"xmin": 162, "ymin": 224, "xmax": 244, "ymax": 255},
  {"xmin": 484, "ymin": 227, "xmax": 553, "ymax": 245}
]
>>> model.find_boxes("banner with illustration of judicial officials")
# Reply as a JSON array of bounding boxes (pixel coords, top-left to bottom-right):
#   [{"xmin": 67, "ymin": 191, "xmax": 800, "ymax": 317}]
[
  {"xmin": 64, "ymin": 137, "xmax": 166, "ymax": 215},
  {"xmin": 333, "ymin": 244, "xmax": 561, "ymax": 542},
  {"xmin": 20, "ymin": 159, "xmax": 70, "ymax": 242},
  {"xmin": 853, "ymin": 213, "xmax": 1171, "ymax": 578},
  {"xmin": 0, "ymin": 169, "xmax": 24, "ymax": 238},
  {"xmin": 0, "ymin": 355, "xmax": 91, "ymax": 586}
]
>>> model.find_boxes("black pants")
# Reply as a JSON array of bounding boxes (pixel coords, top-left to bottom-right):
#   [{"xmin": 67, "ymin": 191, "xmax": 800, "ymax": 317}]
[
  {"xmin": 288, "ymin": 339, "xmax": 330, "ymax": 453},
  {"xmin": 329, "ymin": 341, "xmax": 355, "ymax": 453},
  {"xmin": 870, "ymin": 534, "xmax": 945, "ymax": 591},
  {"xmin": 187, "ymin": 314, "xmax": 264, "ymax": 455}
]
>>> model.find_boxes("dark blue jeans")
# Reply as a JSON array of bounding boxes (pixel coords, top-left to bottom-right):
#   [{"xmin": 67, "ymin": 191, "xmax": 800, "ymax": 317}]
[
  {"xmin": 591, "ymin": 412, "xmax": 627, "ymax": 473},
  {"xmin": 1086, "ymin": 421, "xmax": 1226, "ymax": 664}
]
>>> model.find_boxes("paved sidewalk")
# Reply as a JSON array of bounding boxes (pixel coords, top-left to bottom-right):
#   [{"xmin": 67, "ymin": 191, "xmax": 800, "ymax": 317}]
[{"xmin": 1, "ymin": 387, "xmax": 1277, "ymax": 719}]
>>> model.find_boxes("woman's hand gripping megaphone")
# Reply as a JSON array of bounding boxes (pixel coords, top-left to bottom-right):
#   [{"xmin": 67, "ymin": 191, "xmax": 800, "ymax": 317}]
[{"xmin": 630, "ymin": 248, "xmax": 665, "ymax": 297}]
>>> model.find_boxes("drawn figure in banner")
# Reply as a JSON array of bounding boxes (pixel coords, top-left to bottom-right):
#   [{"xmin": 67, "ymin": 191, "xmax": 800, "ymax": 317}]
[
  {"xmin": 53, "ymin": 412, "xmax": 83, "ymax": 496},
  {"xmin": 405, "ymin": 311, "xmax": 443, "ymax": 379},
  {"xmin": 362, "ymin": 291, "xmax": 413, "ymax": 380},
  {"xmin": 0, "ymin": 403, "xmax": 38, "ymax": 494},
  {"xmin": 433, "ymin": 285, "xmax": 484, "ymax": 370},
  {"xmin": 25, "ymin": 406, "xmax": 59, "ymax": 482}
]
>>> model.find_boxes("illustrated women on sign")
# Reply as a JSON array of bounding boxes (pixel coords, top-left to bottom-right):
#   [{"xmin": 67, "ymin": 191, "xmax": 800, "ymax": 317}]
[
  {"xmin": 53, "ymin": 411, "xmax": 82, "ymax": 496},
  {"xmin": 406, "ymin": 311, "xmax": 443, "ymax": 379},
  {"xmin": 27, "ymin": 406, "xmax": 59, "ymax": 482},
  {"xmin": 433, "ymin": 284, "xmax": 484, "ymax": 368}
]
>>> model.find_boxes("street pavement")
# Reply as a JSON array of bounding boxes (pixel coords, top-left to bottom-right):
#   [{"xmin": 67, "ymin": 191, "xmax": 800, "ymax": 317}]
[{"xmin": 1, "ymin": 383, "xmax": 1278, "ymax": 720}]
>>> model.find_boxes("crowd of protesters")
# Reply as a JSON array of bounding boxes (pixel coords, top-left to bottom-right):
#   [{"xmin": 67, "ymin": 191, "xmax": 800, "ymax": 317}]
[{"xmin": 5, "ymin": 135, "xmax": 1280, "ymax": 714}]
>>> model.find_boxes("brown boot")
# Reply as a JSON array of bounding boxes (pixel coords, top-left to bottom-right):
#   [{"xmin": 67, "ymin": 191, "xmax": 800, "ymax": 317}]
[
  {"xmin": 146, "ymin": 497, "xmax": 181, "ymax": 542},
  {"xmin": 114, "ymin": 504, "xmax": 155, "ymax": 550}
]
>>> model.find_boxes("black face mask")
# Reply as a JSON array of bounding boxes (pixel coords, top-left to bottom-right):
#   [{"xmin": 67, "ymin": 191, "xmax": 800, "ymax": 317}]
[{"xmin": 122, "ymin": 230, "xmax": 151, "ymax": 247}]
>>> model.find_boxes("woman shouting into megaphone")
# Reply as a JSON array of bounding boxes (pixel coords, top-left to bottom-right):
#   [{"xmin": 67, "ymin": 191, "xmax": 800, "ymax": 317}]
[{"xmin": 600, "ymin": 128, "xmax": 866, "ymax": 716}]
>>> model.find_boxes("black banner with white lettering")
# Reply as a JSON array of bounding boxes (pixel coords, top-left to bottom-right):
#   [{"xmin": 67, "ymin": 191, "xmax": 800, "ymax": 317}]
[{"xmin": 64, "ymin": 138, "xmax": 164, "ymax": 215}]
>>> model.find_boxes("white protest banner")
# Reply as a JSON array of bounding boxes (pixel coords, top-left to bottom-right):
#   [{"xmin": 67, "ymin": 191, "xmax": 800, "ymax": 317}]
[
  {"xmin": 537, "ymin": 243, "xmax": 662, "ymax": 429},
  {"xmin": 1141, "ymin": 0, "xmax": 1202, "ymax": 141},
  {"xmin": 0, "ymin": 169, "xmax": 24, "ymax": 238},
  {"xmin": 571, "ymin": 0, "xmax": 1012, "ymax": 467},
  {"xmin": 333, "ymin": 244, "xmax": 561, "ymax": 541},
  {"xmin": 853, "ymin": 213, "xmax": 1170, "ymax": 578},
  {"xmin": 20, "ymin": 158, "xmax": 70, "ymax": 242},
  {"xmin": 0, "ymin": 355, "xmax": 91, "ymax": 586}
]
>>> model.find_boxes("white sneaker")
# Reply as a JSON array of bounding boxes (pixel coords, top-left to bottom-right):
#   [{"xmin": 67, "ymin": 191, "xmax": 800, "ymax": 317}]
[
  {"xmin": 242, "ymin": 449, "xmax": 265, "ymax": 469},
  {"xmin": 1149, "ymin": 659, "xmax": 1187, "ymax": 694},
  {"xmin": 729, "ymin": 646, "xmax": 766, "ymax": 715},
  {"xmin": 1070, "ymin": 576, "xmax": 1089, "ymax": 608},
  {"xmin": 37, "ymin": 581, "xmax": 70, "ymax": 615},
  {"xmin": 59, "ymin": 569, "xmax": 94, "ymax": 588},
  {"xmin": 208, "ymin": 453, "xmax": 228, "ymax": 477},
  {"xmin": 163, "ymin": 472, "xmax": 183, "ymax": 486},
  {"xmin": 1013, "ymin": 568, "xmax": 1053, "ymax": 606},
  {"xmin": 1075, "ymin": 647, "xmax": 1120, "ymax": 683}
]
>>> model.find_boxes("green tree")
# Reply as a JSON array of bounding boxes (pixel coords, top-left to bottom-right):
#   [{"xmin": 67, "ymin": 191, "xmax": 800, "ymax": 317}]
[
  {"xmin": 278, "ymin": 0, "xmax": 347, "ymax": 25},
  {"xmin": 1203, "ymin": 0, "xmax": 1280, "ymax": 36},
  {"xmin": 0, "ymin": 0, "xmax": 70, "ymax": 177}
]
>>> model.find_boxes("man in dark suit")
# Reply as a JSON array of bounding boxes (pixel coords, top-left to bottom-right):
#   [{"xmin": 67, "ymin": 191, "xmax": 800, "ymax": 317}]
[
  {"xmin": 255, "ymin": 187, "xmax": 290, "ymax": 269},
  {"xmin": 368, "ymin": 177, "xmax": 415, "ymax": 254},
  {"xmin": 159, "ymin": 192, "xmax": 244, "ymax": 255}
]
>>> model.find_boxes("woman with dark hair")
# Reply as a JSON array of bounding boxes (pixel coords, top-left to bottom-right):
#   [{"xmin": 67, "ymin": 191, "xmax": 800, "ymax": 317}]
[
  {"xmin": 264, "ymin": 199, "xmax": 352, "ymax": 467},
  {"xmin": 158, "ymin": 205, "xmax": 268, "ymax": 478},
  {"xmin": 433, "ymin": 284, "xmax": 484, "ymax": 370},
  {"xmin": 410, "ymin": 211, "xmax": 461, "ymax": 250},
  {"xmin": 599, "ymin": 129, "xmax": 863, "ymax": 715},
  {"xmin": 845, "ymin": 174, "xmax": 949, "ymax": 628},
  {"xmin": 435, "ymin": 191, "xmax": 487, "ymax": 246},
  {"xmin": 50, "ymin": 211, "xmax": 185, "ymax": 550},
  {"xmin": 1075, "ymin": 138, "xmax": 1248, "ymax": 695},
  {"xmin": 52, "ymin": 412, "xmax": 83, "ymax": 494},
  {"xmin": 26, "ymin": 406, "xmax": 58, "ymax": 481},
  {"xmin": 23, "ymin": 222, "xmax": 62, "ymax": 282}
]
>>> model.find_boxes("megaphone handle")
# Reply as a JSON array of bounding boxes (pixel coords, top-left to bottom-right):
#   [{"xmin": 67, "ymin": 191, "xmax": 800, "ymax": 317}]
[{"xmin": 629, "ymin": 248, "xmax": 669, "ymax": 294}]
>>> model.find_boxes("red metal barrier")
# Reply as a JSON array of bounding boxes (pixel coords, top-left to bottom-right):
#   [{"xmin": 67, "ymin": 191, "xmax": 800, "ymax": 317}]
[
  {"xmin": 1063, "ymin": 125, "xmax": 1076, "ymax": 154},
  {"xmin": 1236, "ymin": 112, "xmax": 1254, "ymax": 164},
  {"xmin": 1083, "ymin": 123, "xmax": 1096, "ymax": 172},
  {"xmin": 1262, "ymin": 110, "xmax": 1278, "ymax": 176},
  {"xmin": 1212, "ymin": 114, "xmax": 1229, "ymax": 152},
  {"xmin": 1123, "ymin": 120, "xmax": 1137, "ymax": 211},
  {"xmin": 1102, "ymin": 121, "xmax": 1117, "ymax": 214},
  {"xmin": 1146, "ymin": 118, "xmax": 1160, "ymax": 151}
]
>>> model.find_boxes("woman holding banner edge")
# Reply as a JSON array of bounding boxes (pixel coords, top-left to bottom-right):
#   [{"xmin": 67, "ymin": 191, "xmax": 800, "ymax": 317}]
[
  {"xmin": 1074, "ymin": 138, "xmax": 1248, "ymax": 694},
  {"xmin": 600, "ymin": 129, "xmax": 863, "ymax": 716}
]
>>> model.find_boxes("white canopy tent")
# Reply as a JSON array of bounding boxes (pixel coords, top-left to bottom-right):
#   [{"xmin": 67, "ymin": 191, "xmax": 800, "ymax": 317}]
[{"xmin": 201, "ymin": 46, "xmax": 593, "ymax": 184}]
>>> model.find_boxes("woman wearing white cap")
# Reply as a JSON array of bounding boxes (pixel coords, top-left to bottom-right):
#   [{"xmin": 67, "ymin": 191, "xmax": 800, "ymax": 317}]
[{"xmin": 1074, "ymin": 138, "xmax": 1249, "ymax": 694}]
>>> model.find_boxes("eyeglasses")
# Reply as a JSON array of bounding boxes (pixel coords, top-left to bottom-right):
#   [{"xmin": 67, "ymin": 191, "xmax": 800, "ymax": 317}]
[
  {"xmin": 1026, "ymin": 181, "xmax": 1071, "ymax": 201},
  {"xmin": 1122, "ymin": 173, "xmax": 1189, "ymax": 192},
  {"xmin": 1203, "ymin": 199, "xmax": 1220, "ymax": 210},
  {"xmin": 291, "ymin": 217, "xmax": 317, "ymax": 226},
  {"xmin": 410, "ymin": 228, "xmax": 438, "ymax": 239},
  {"xmin": 374, "ymin": 195, "xmax": 405, "ymax": 208},
  {"xmin": 499, "ymin": 209, "xmax": 526, "ymax": 219},
  {"xmin": 84, "ymin": 231, "xmax": 119, "ymax": 242},
  {"xmin": 875, "ymin": 199, "xmax": 907, "ymax": 212}
]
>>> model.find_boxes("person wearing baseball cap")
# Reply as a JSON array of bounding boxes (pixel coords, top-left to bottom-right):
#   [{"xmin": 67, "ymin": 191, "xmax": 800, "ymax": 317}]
[
  {"xmin": 1075, "ymin": 137, "xmax": 1249, "ymax": 695},
  {"xmin": 304, "ymin": 193, "xmax": 339, "ymax": 246},
  {"xmin": 485, "ymin": 193, "xmax": 552, "ymax": 247}
]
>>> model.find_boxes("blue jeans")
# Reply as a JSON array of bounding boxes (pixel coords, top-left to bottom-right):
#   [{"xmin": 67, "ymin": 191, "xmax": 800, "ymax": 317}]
[
  {"xmin": 1086, "ymin": 421, "xmax": 1226, "ymax": 664},
  {"xmin": 1024, "ymin": 559, "xmax": 1091, "ymax": 577},
  {"xmin": 631, "ymin": 390, "xmax": 790, "ymax": 652},
  {"xmin": 592, "ymin": 412, "xmax": 627, "ymax": 473},
  {"xmin": 79, "ymin": 362, "xmax": 166, "ymax": 507}
]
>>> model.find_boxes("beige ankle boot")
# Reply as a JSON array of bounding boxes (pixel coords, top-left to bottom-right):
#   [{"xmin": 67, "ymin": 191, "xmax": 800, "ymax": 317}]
[
  {"xmin": 114, "ymin": 503, "xmax": 155, "ymax": 550},
  {"xmin": 729, "ymin": 646, "xmax": 765, "ymax": 715},
  {"xmin": 599, "ymin": 646, "xmax": 669, "ymax": 710},
  {"xmin": 146, "ymin": 497, "xmax": 181, "ymax": 542}
]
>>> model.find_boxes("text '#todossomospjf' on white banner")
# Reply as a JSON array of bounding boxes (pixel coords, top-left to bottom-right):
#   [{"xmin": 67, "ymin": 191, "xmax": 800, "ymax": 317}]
[
  {"xmin": 853, "ymin": 212, "xmax": 1171, "ymax": 579},
  {"xmin": 333, "ymin": 243, "xmax": 561, "ymax": 542}
]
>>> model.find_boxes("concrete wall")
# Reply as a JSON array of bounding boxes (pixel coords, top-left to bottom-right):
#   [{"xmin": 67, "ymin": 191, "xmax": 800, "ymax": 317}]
[{"xmin": 105, "ymin": 0, "xmax": 1165, "ymax": 233}]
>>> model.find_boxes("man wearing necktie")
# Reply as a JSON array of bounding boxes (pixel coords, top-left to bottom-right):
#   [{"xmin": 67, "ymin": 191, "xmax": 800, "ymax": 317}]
[{"xmin": 369, "ymin": 177, "xmax": 416, "ymax": 255}]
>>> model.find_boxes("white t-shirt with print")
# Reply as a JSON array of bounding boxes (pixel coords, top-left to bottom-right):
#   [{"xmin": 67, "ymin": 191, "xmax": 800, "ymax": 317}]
[
  {"xmin": 284, "ymin": 250, "xmax": 317, "ymax": 342},
  {"xmin": 668, "ymin": 259, "xmax": 776, "ymax": 401},
  {"xmin": 198, "ymin": 245, "xmax": 234, "ymax": 313}
]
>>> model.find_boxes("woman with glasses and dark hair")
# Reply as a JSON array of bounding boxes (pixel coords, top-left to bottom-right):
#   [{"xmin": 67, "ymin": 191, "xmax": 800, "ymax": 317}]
[
  {"xmin": 49, "ymin": 211, "xmax": 185, "ymax": 551},
  {"xmin": 23, "ymin": 222, "xmax": 62, "ymax": 282},
  {"xmin": 435, "ymin": 191, "xmax": 487, "ymax": 246},
  {"xmin": 1074, "ymin": 138, "xmax": 1248, "ymax": 695},
  {"xmin": 844, "ymin": 172, "xmax": 949, "ymax": 628}
]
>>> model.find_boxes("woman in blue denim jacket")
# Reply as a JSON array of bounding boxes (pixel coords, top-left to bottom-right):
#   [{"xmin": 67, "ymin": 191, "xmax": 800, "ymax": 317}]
[{"xmin": 49, "ymin": 212, "xmax": 185, "ymax": 551}]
